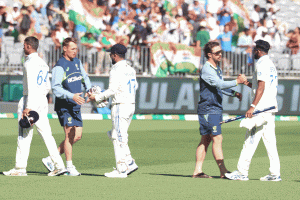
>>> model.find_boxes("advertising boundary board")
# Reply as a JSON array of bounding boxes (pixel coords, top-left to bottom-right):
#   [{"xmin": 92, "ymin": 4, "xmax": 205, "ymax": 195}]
[{"xmin": 1, "ymin": 75, "xmax": 300, "ymax": 115}]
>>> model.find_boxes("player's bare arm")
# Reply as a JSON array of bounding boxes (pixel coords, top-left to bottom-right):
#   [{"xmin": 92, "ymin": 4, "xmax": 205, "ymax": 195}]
[{"xmin": 246, "ymin": 80, "xmax": 265, "ymax": 118}]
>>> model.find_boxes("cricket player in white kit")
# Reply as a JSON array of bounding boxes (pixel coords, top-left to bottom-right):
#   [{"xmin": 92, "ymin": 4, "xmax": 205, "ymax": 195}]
[
  {"xmin": 226, "ymin": 40, "xmax": 281, "ymax": 181},
  {"xmin": 88, "ymin": 44, "xmax": 138, "ymax": 178},
  {"xmin": 3, "ymin": 37, "xmax": 66, "ymax": 176}
]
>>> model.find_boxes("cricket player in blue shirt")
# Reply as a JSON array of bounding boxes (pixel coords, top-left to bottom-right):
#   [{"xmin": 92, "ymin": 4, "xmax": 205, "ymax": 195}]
[
  {"xmin": 42, "ymin": 37, "xmax": 91, "ymax": 176},
  {"xmin": 192, "ymin": 41, "xmax": 247, "ymax": 178}
]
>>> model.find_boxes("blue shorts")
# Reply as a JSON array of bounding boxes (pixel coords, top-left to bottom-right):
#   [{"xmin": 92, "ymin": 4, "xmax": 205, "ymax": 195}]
[
  {"xmin": 198, "ymin": 114, "xmax": 222, "ymax": 136},
  {"xmin": 56, "ymin": 108, "xmax": 83, "ymax": 127}
]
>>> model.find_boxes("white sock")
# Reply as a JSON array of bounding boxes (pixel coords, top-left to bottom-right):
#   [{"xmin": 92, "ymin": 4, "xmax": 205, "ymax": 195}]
[{"xmin": 66, "ymin": 160, "xmax": 73, "ymax": 169}]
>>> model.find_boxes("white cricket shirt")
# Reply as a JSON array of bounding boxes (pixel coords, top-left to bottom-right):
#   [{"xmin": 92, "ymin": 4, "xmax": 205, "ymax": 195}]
[
  {"xmin": 252, "ymin": 55, "xmax": 278, "ymax": 112},
  {"xmin": 23, "ymin": 52, "xmax": 51, "ymax": 110},
  {"xmin": 100, "ymin": 60, "xmax": 137, "ymax": 104}
]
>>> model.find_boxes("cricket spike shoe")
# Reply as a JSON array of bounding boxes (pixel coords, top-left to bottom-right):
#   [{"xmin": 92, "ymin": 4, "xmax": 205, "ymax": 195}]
[
  {"xmin": 105, "ymin": 168, "xmax": 127, "ymax": 178},
  {"xmin": 126, "ymin": 160, "xmax": 138, "ymax": 175},
  {"xmin": 42, "ymin": 157, "xmax": 55, "ymax": 172},
  {"xmin": 260, "ymin": 174, "xmax": 282, "ymax": 182},
  {"xmin": 225, "ymin": 170, "xmax": 249, "ymax": 181},
  {"xmin": 48, "ymin": 168, "xmax": 67, "ymax": 176},
  {"xmin": 3, "ymin": 168, "xmax": 27, "ymax": 176}
]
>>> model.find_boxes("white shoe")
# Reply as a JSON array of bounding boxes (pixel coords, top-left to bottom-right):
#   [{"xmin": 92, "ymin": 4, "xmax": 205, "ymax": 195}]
[
  {"xmin": 65, "ymin": 166, "xmax": 81, "ymax": 176},
  {"xmin": 104, "ymin": 168, "xmax": 127, "ymax": 178},
  {"xmin": 48, "ymin": 168, "xmax": 67, "ymax": 176},
  {"xmin": 126, "ymin": 160, "xmax": 138, "ymax": 175},
  {"xmin": 225, "ymin": 170, "xmax": 249, "ymax": 181},
  {"xmin": 260, "ymin": 174, "xmax": 282, "ymax": 182},
  {"xmin": 42, "ymin": 157, "xmax": 55, "ymax": 172},
  {"xmin": 3, "ymin": 168, "xmax": 27, "ymax": 176}
]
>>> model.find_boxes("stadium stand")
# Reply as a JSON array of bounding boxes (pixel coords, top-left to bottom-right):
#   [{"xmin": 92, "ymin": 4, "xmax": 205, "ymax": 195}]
[{"xmin": 0, "ymin": 0, "xmax": 299, "ymax": 77}]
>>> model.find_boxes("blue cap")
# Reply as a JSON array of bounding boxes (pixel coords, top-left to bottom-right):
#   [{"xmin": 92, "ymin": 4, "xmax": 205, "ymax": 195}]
[
  {"xmin": 107, "ymin": 44, "xmax": 127, "ymax": 54},
  {"xmin": 19, "ymin": 111, "xmax": 39, "ymax": 128}
]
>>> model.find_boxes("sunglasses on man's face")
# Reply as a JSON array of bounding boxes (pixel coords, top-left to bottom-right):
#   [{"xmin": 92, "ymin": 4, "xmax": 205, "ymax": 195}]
[{"xmin": 212, "ymin": 50, "xmax": 222, "ymax": 56}]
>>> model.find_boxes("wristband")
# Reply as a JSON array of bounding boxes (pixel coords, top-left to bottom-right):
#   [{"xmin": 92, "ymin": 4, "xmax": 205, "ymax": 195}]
[{"xmin": 250, "ymin": 104, "xmax": 256, "ymax": 108}]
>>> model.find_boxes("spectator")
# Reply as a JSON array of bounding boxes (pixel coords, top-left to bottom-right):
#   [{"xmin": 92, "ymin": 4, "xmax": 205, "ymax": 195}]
[
  {"xmin": 216, "ymin": 23, "xmax": 233, "ymax": 52},
  {"xmin": 5, "ymin": 25, "xmax": 19, "ymax": 42},
  {"xmin": 27, "ymin": 5, "xmax": 42, "ymax": 39},
  {"xmin": 103, "ymin": 8, "xmax": 111, "ymax": 25},
  {"xmin": 51, "ymin": 22, "xmax": 69, "ymax": 48},
  {"xmin": 12, "ymin": 3, "xmax": 21, "ymax": 26},
  {"xmin": 286, "ymin": 27, "xmax": 300, "ymax": 55},
  {"xmin": 188, "ymin": 0, "xmax": 206, "ymax": 20},
  {"xmin": 237, "ymin": 28, "xmax": 253, "ymax": 66},
  {"xmin": 206, "ymin": 0, "xmax": 223, "ymax": 18},
  {"xmin": 206, "ymin": 11, "xmax": 220, "ymax": 40},
  {"xmin": 237, "ymin": 28, "xmax": 253, "ymax": 52},
  {"xmin": 196, "ymin": 21, "xmax": 210, "ymax": 48},
  {"xmin": 251, "ymin": 4, "xmax": 260, "ymax": 27},
  {"xmin": 217, "ymin": 0, "xmax": 233, "ymax": 32},
  {"xmin": 0, "ymin": 1, "xmax": 10, "ymax": 29},
  {"xmin": 254, "ymin": 27, "xmax": 272, "ymax": 46},
  {"xmin": 177, "ymin": 0, "xmax": 189, "ymax": 17},
  {"xmin": 81, "ymin": 32, "xmax": 100, "ymax": 72},
  {"xmin": 18, "ymin": 7, "xmax": 32, "ymax": 43},
  {"xmin": 256, "ymin": 19, "xmax": 267, "ymax": 38}
]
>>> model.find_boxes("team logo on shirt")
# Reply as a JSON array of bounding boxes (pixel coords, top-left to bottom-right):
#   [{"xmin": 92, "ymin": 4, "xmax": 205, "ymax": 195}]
[
  {"xmin": 75, "ymin": 64, "xmax": 79, "ymax": 70},
  {"xmin": 66, "ymin": 67, "xmax": 69, "ymax": 72},
  {"xmin": 68, "ymin": 117, "xmax": 72, "ymax": 124}
]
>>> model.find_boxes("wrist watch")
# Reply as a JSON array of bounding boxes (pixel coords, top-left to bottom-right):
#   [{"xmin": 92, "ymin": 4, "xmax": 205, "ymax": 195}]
[{"xmin": 250, "ymin": 104, "xmax": 256, "ymax": 108}]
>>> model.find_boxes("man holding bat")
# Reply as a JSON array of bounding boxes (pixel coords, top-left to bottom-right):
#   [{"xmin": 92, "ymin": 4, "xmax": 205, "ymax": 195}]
[
  {"xmin": 192, "ymin": 41, "xmax": 247, "ymax": 179},
  {"xmin": 225, "ymin": 40, "xmax": 281, "ymax": 181}
]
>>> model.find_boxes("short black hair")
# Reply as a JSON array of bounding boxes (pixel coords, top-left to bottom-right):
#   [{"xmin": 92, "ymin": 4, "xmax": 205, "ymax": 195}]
[
  {"xmin": 204, "ymin": 41, "xmax": 220, "ymax": 59},
  {"xmin": 24, "ymin": 36, "xmax": 39, "ymax": 50}
]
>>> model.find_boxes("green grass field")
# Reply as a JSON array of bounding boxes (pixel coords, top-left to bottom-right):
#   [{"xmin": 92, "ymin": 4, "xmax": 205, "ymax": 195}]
[{"xmin": 0, "ymin": 119, "xmax": 299, "ymax": 199}]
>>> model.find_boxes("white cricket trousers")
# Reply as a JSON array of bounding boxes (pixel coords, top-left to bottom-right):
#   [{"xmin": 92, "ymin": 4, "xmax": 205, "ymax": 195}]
[
  {"xmin": 109, "ymin": 103, "xmax": 135, "ymax": 171},
  {"xmin": 237, "ymin": 113, "xmax": 280, "ymax": 176},
  {"xmin": 15, "ymin": 96, "xmax": 65, "ymax": 170}
]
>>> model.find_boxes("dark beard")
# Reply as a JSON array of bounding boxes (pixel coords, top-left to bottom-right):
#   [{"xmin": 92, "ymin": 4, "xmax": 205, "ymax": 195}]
[
  {"xmin": 254, "ymin": 53, "xmax": 259, "ymax": 59},
  {"xmin": 111, "ymin": 58, "xmax": 116, "ymax": 65}
]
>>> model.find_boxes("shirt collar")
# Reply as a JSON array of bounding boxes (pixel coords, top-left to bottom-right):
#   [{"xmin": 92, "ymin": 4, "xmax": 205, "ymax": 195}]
[
  {"xmin": 207, "ymin": 61, "xmax": 218, "ymax": 70},
  {"xmin": 25, "ymin": 52, "xmax": 38, "ymax": 61},
  {"xmin": 112, "ymin": 59, "xmax": 127, "ymax": 68},
  {"xmin": 257, "ymin": 55, "xmax": 269, "ymax": 62}
]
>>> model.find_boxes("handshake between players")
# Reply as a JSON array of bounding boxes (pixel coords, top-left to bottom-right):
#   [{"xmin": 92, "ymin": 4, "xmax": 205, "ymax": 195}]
[{"xmin": 86, "ymin": 86, "xmax": 109, "ymax": 108}]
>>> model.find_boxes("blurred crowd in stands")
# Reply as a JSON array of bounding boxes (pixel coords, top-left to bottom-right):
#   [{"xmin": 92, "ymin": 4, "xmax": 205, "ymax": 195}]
[{"xmin": 0, "ymin": 0, "xmax": 299, "ymax": 73}]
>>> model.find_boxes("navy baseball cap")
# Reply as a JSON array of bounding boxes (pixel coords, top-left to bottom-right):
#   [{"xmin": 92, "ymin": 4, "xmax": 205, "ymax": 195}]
[
  {"xmin": 19, "ymin": 111, "xmax": 39, "ymax": 128},
  {"xmin": 255, "ymin": 40, "xmax": 270, "ymax": 52},
  {"xmin": 107, "ymin": 44, "xmax": 127, "ymax": 54}
]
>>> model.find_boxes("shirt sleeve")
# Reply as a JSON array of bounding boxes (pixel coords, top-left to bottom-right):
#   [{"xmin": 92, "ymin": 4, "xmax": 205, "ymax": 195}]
[
  {"xmin": 222, "ymin": 88, "xmax": 236, "ymax": 97},
  {"xmin": 201, "ymin": 65, "xmax": 237, "ymax": 89},
  {"xmin": 98, "ymin": 69, "xmax": 119, "ymax": 100},
  {"xmin": 256, "ymin": 62, "xmax": 268, "ymax": 82},
  {"xmin": 51, "ymin": 66, "xmax": 74, "ymax": 99},
  {"xmin": 25, "ymin": 62, "xmax": 36, "ymax": 109},
  {"xmin": 79, "ymin": 61, "xmax": 92, "ymax": 92}
]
